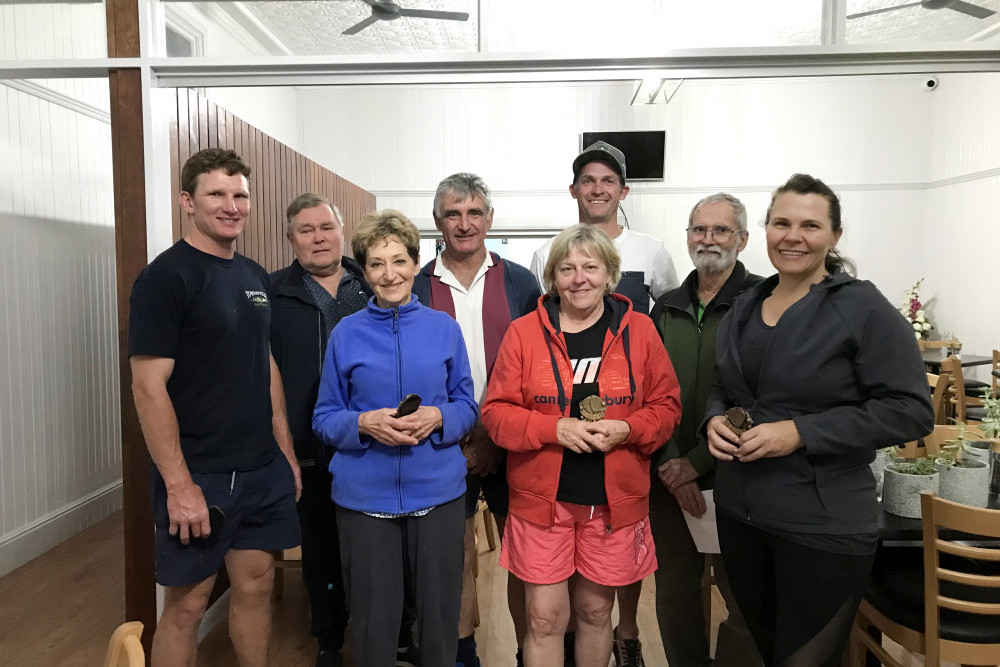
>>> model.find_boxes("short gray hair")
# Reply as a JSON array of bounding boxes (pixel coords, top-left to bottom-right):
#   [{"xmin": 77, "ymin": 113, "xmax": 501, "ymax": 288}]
[
  {"xmin": 543, "ymin": 225, "xmax": 621, "ymax": 297},
  {"xmin": 286, "ymin": 193, "xmax": 344, "ymax": 234},
  {"xmin": 433, "ymin": 173, "xmax": 493, "ymax": 219},
  {"xmin": 688, "ymin": 193, "xmax": 747, "ymax": 232}
]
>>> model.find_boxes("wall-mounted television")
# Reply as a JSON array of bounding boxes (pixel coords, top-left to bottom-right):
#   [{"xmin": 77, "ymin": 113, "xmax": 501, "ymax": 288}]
[{"xmin": 580, "ymin": 131, "xmax": 666, "ymax": 181}]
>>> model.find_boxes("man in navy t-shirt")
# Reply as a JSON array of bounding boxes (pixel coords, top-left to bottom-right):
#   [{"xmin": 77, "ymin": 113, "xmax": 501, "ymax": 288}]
[{"xmin": 128, "ymin": 148, "xmax": 301, "ymax": 667}]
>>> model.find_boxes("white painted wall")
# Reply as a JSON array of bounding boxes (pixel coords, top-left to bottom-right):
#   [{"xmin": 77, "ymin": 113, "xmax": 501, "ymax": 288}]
[
  {"xmin": 924, "ymin": 73, "xmax": 1000, "ymax": 370},
  {"xmin": 0, "ymin": 80, "xmax": 121, "ymax": 576},
  {"xmin": 299, "ymin": 75, "xmax": 930, "ymax": 292},
  {"xmin": 298, "ymin": 73, "xmax": 999, "ymax": 377}
]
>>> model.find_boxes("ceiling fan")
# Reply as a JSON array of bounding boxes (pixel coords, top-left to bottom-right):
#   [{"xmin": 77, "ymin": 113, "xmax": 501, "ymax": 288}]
[
  {"xmin": 847, "ymin": 0, "xmax": 996, "ymax": 20},
  {"xmin": 343, "ymin": 1, "xmax": 470, "ymax": 35}
]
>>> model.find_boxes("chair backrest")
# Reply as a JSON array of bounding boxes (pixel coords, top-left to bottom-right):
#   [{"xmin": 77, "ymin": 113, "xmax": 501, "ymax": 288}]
[
  {"xmin": 919, "ymin": 338, "xmax": 962, "ymax": 351},
  {"xmin": 992, "ymin": 349, "xmax": 999, "ymax": 396},
  {"xmin": 941, "ymin": 356, "xmax": 975, "ymax": 424},
  {"xmin": 896, "ymin": 424, "xmax": 983, "ymax": 460},
  {"xmin": 104, "ymin": 621, "xmax": 144, "ymax": 667},
  {"xmin": 927, "ymin": 371, "xmax": 950, "ymax": 425},
  {"xmin": 920, "ymin": 492, "xmax": 1000, "ymax": 666}
]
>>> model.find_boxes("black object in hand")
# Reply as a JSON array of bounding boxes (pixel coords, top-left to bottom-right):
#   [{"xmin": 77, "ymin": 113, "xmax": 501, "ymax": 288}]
[{"xmin": 394, "ymin": 394, "xmax": 421, "ymax": 418}]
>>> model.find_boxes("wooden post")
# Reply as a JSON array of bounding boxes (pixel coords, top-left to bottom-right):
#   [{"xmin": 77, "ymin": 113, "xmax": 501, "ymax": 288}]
[{"xmin": 107, "ymin": 0, "xmax": 155, "ymax": 655}]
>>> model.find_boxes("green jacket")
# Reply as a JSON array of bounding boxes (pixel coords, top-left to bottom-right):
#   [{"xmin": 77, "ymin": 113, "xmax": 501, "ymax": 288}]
[{"xmin": 649, "ymin": 261, "xmax": 761, "ymax": 487}]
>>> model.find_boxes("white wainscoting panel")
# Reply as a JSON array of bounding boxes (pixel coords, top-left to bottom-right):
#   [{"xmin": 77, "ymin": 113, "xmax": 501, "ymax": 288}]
[{"xmin": 0, "ymin": 81, "xmax": 120, "ymax": 576}]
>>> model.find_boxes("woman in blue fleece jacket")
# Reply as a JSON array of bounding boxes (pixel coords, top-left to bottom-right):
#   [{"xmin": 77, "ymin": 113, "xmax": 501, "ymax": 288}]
[{"xmin": 313, "ymin": 210, "xmax": 477, "ymax": 667}]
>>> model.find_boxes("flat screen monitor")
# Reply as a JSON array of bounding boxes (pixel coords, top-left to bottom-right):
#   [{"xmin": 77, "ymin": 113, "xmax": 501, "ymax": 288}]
[{"xmin": 580, "ymin": 131, "xmax": 666, "ymax": 181}]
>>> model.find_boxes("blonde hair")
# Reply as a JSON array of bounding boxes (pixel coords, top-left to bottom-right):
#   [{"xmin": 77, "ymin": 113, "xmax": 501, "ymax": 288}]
[
  {"xmin": 542, "ymin": 224, "xmax": 621, "ymax": 296},
  {"xmin": 351, "ymin": 209, "xmax": 420, "ymax": 266}
]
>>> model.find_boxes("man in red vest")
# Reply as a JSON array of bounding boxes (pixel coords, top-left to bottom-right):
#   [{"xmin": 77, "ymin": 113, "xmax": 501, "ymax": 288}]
[{"xmin": 413, "ymin": 173, "xmax": 541, "ymax": 667}]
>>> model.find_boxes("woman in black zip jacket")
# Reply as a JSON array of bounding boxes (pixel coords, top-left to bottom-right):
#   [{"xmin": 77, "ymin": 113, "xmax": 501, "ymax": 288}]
[{"xmin": 705, "ymin": 174, "xmax": 933, "ymax": 666}]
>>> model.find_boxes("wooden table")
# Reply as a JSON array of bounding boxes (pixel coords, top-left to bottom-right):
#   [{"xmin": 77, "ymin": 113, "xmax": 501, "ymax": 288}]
[{"xmin": 922, "ymin": 351, "xmax": 993, "ymax": 373}]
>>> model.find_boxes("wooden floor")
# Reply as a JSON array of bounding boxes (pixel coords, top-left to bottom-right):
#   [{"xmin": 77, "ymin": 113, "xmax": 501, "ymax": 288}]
[{"xmin": 0, "ymin": 511, "xmax": 932, "ymax": 666}]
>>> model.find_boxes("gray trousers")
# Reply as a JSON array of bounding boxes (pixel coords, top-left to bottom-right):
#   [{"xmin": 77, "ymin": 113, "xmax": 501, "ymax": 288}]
[
  {"xmin": 649, "ymin": 477, "xmax": 762, "ymax": 667},
  {"xmin": 337, "ymin": 496, "xmax": 465, "ymax": 667}
]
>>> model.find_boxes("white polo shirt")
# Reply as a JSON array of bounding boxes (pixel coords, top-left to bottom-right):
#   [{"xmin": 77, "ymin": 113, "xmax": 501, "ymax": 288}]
[{"xmin": 433, "ymin": 253, "xmax": 492, "ymax": 405}]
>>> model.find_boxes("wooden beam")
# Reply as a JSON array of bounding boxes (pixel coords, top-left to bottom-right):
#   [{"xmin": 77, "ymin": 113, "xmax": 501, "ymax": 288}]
[
  {"xmin": 107, "ymin": 0, "xmax": 152, "ymax": 654},
  {"xmin": 105, "ymin": 0, "xmax": 140, "ymax": 58},
  {"xmin": 110, "ymin": 66, "xmax": 156, "ymax": 653}
]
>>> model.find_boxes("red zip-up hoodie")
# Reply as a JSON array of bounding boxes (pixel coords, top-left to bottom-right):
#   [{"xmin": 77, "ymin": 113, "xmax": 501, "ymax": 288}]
[{"xmin": 482, "ymin": 293, "xmax": 681, "ymax": 531}]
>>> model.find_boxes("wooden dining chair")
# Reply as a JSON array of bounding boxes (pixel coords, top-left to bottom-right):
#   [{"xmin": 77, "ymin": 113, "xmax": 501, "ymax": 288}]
[
  {"xmin": 850, "ymin": 493, "xmax": 1000, "ymax": 667},
  {"xmin": 926, "ymin": 371, "xmax": 950, "ymax": 425},
  {"xmin": 941, "ymin": 356, "xmax": 984, "ymax": 426},
  {"xmin": 921, "ymin": 491, "xmax": 1000, "ymax": 666},
  {"xmin": 104, "ymin": 621, "xmax": 144, "ymax": 667}
]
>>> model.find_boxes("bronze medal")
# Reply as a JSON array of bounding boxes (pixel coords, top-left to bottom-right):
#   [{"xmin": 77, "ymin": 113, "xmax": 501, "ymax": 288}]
[
  {"xmin": 579, "ymin": 395, "xmax": 606, "ymax": 422},
  {"xmin": 724, "ymin": 407, "xmax": 754, "ymax": 435}
]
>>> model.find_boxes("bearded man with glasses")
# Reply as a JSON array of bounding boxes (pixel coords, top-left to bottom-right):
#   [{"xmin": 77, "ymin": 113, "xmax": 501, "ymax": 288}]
[{"xmin": 646, "ymin": 193, "xmax": 763, "ymax": 667}]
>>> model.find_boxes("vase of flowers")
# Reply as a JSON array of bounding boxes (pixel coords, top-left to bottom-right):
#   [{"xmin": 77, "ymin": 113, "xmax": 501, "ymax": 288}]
[{"xmin": 900, "ymin": 278, "xmax": 933, "ymax": 340}]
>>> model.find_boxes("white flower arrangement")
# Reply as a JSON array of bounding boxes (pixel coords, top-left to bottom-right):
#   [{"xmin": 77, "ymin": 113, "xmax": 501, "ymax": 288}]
[{"xmin": 900, "ymin": 278, "xmax": 934, "ymax": 340}]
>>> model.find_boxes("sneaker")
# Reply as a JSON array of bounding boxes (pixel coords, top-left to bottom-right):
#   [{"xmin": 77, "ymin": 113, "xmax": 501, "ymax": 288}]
[
  {"xmin": 611, "ymin": 628, "xmax": 645, "ymax": 667},
  {"xmin": 397, "ymin": 642, "xmax": 420, "ymax": 667},
  {"xmin": 315, "ymin": 648, "xmax": 343, "ymax": 667},
  {"xmin": 563, "ymin": 631, "xmax": 575, "ymax": 667}
]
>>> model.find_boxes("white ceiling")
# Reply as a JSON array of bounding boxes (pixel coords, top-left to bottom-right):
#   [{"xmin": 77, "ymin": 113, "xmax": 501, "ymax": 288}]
[{"xmin": 177, "ymin": 0, "xmax": 1000, "ymax": 58}]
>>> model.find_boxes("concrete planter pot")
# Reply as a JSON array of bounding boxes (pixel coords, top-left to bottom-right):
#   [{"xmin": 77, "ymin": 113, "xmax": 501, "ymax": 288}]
[
  {"xmin": 883, "ymin": 463, "xmax": 939, "ymax": 518},
  {"xmin": 936, "ymin": 458, "xmax": 990, "ymax": 508},
  {"xmin": 963, "ymin": 440, "xmax": 991, "ymax": 464}
]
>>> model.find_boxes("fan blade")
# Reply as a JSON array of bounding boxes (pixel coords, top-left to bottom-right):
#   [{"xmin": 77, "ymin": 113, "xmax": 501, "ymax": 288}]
[
  {"xmin": 343, "ymin": 15, "xmax": 379, "ymax": 35},
  {"xmin": 846, "ymin": 1, "xmax": 922, "ymax": 19},
  {"xmin": 397, "ymin": 9, "xmax": 470, "ymax": 21},
  {"xmin": 948, "ymin": 0, "xmax": 995, "ymax": 17}
]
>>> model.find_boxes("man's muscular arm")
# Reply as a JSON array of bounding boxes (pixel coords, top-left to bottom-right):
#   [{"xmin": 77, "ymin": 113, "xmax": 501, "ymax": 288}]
[{"xmin": 130, "ymin": 354, "xmax": 209, "ymax": 545}]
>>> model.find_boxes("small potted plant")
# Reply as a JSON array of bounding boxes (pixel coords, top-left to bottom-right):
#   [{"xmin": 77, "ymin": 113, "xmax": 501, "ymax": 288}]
[
  {"xmin": 934, "ymin": 436, "xmax": 990, "ymax": 508},
  {"xmin": 883, "ymin": 452, "xmax": 939, "ymax": 518},
  {"xmin": 947, "ymin": 419, "xmax": 991, "ymax": 463}
]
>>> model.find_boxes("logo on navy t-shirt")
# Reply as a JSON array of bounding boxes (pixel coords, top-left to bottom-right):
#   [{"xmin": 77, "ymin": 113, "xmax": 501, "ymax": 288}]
[{"xmin": 245, "ymin": 290, "xmax": 269, "ymax": 307}]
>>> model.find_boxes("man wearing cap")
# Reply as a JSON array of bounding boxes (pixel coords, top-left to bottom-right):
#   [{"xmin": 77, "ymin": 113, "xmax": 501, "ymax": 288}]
[
  {"xmin": 529, "ymin": 140, "xmax": 679, "ymax": 314},
  {"xmin": 414, "ymin": 173, "xmax": 541, "ymax": 667}
]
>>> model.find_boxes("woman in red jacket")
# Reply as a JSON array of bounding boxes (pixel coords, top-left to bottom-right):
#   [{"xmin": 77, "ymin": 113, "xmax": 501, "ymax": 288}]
[{"xmin": 482, "ymin": 224, "xmax": 681, "ymax": 667}]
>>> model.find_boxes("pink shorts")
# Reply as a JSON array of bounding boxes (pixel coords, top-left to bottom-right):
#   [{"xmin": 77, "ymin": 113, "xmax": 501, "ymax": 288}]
[{"xmin": 499, "ymin": 502, "xmax": 657, "ymax": 587}]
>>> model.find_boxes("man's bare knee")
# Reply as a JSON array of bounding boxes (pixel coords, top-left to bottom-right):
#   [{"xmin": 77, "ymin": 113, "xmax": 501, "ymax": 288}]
[{"xmin": 162, "ymin": 583, "xmax": 213, "ymax": 630}]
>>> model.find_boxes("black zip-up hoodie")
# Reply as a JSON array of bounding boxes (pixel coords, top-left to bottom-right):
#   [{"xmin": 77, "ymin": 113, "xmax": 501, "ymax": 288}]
[{"xmin": 705, "ymin": 272, "xmax": 933, "ymax": 535}]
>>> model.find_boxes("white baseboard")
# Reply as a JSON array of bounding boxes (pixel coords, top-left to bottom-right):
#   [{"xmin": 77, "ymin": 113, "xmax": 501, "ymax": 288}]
[{"xmin": 0, "ymin": 480, "xmax": 124, "ymax": 577}]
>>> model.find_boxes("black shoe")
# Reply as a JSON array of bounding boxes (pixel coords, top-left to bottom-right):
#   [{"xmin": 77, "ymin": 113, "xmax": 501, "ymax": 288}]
[
  {"xmin": 563, "ymin": 631, "xmax": 575, "ymax": 667},
  {"xmin": 316, "ymin": 648, "xmax": 343, "ymax": 667},
  {"xmin": 611, "ymin": 627, "xmax": 645, "ymax": 667},
  {"xmin": 396, "ymin": 641, "xmax": 420, "ymax": 667}
]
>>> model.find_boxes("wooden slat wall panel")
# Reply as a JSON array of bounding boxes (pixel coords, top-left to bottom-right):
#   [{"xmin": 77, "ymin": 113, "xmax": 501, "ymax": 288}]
[{"xmin": 167, "ymin": 89, "xmax": 374, "ymax": 271}]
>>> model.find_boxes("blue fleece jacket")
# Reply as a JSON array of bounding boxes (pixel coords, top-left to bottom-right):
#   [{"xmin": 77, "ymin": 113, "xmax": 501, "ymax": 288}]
[{"xmin": 312, "ymin": 296, "xmax": 478, "ymax": 514}]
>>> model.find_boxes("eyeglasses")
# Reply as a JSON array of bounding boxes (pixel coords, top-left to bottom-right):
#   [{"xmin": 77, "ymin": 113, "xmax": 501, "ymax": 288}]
[{"xmin": 686, "ymin": 225, "xmax": 740, "ymax": 241}]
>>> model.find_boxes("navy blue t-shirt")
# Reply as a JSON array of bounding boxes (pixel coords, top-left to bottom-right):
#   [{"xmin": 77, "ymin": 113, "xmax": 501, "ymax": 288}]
[{"xmin": 128, "ymin": 240, "xmax": 278, "ymax": 473}]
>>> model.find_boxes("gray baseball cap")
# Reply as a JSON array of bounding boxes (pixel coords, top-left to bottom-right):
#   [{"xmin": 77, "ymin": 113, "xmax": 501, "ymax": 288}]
[{"xmin": 572, "ymin": 140, "xmax": 626, "ymax": 183}]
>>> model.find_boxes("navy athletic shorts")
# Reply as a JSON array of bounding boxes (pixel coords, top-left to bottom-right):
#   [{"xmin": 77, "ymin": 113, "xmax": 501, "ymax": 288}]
[{"xmin": 152, "ymin": 453, "xmax": 301, "ymax": 587}]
